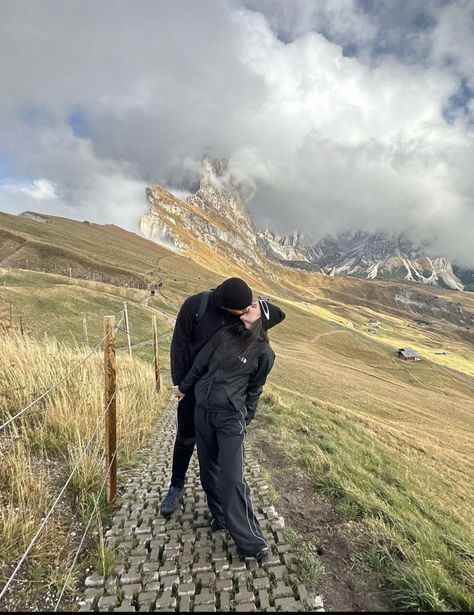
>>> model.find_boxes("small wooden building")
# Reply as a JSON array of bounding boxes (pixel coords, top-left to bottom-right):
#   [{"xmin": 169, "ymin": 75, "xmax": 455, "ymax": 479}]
[{"xmin": 398, "ymin": 348, "xmax": 422, "ymax": 361}]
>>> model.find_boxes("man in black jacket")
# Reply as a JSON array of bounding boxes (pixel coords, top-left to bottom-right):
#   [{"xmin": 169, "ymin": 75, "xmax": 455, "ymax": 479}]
[{"xmin": 160, "ymin": 277, "xmax": 253, "ymax": 515}]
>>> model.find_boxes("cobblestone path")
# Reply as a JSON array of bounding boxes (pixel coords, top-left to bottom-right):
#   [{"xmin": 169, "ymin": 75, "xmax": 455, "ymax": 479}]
[{"xmin": 79, "ymin": 397, "xmax": 324, "ymax": 612}]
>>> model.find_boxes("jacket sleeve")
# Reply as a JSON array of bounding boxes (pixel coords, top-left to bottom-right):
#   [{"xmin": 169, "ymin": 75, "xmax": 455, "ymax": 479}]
[
  {"xmin": 245, "ymin": 348, "xmax": 275, "ymax": 425},
  {"xmin": 178, "ymin": 332, "xmax": 221, "ymax": 394},
  {"xmin": 170, "ymin": 297, "xmax": 196, "ymax": 385}
]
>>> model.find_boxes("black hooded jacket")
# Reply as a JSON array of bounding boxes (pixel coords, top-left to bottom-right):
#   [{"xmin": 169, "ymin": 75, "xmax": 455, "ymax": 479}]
[
  {"xmin": 170, "ymin": 289, "xmax": 241, "ymax": 386},
  {"xmin": 178, "ymin": 323, "xmax": 275, "ymax": 425}
]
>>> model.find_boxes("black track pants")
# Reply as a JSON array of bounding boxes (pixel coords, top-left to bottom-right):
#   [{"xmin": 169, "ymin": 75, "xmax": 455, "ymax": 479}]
[
  {"xmin": 170, "ymin": 390, "xmax": 196, "ymax": 489},
  {"xmin": 195, "ymin": 405, "xmax": 267, "ymax": 557}
]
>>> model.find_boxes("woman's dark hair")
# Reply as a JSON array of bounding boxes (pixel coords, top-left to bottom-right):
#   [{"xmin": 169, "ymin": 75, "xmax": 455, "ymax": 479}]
[{"xmin": 219, "ymin": 318, "xmax": 268, "ymax": 356}]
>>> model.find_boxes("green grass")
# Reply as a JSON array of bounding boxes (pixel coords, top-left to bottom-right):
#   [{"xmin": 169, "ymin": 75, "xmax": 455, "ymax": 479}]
[
  {"xmin": 259, "ymin": 387, "xmax": 474, "ymax": 611},
  {"xmin": 283, "ymin": 526, "xmax": 325, "ymax": 594}
]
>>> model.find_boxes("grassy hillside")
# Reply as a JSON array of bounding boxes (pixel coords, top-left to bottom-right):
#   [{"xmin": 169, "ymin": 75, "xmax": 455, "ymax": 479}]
[{"xmin": 1, "ymin": 210, "xmax": 473, "ymax": 611}]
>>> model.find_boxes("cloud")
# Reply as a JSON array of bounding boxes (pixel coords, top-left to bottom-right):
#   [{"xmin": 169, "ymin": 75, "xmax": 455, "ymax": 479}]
[
  {"xmin": 0, "ymin": 0, "xmax": 473, "ymax": 266},
  {"xmin": 1, "ymin": 178, "xmax": 57, "ymax": 201}
]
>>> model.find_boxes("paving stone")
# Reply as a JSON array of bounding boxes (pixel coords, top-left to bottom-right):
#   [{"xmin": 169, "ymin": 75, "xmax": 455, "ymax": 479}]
[
  {"xmin": 85, "ymin": 572, "xmax": 105, "ymax": 588},
  {"xmin": 235, "ymin": 588, "xmax": 256, "ymax": 604},
  {"xmin": 271, "ymin": 581, "xmax": 294, "ymax": 599},
  {"xmin": 142, "ymin": 562, "xmax": 160, "ymax": 574},
  {"xmin": 120, "ymin": 573, "xmax": 141, "ymax": 585},
  {"xmin": 261, "ymin": 552, "xmax": 283, "ymax": 567},
  {"xmin": 216, "ymin": 577, "xmax": 233, "ymax": 592},
  {"xmin": 192, "ymin": 563, "xmax": 214, "ymax": 574},
  {"xmin": 154, "ymin": 595, "xmax": 177, "ymax": 610},
  {"xmin": 268, "ymin": 565, "xmax": 288, "ymax": 580},
  {"xmin": 159, "ymin": 562, "xmax": 178, "ymax": 576},
  {"xmin": 178, "ymin": 582, "xmax": 195, "ymax": 596},
  {"xmin": 194, "ymin": 588, "xmax": 216, "ymax": 606},
  {"xmin": 274, "ymin": 596, "xmax": 301, "ymax": 611},
  {"xmin": 143, "ymin": 580, "xmax": 161, "ymax": 592},
  {"xmin": 113, "ymin": 601, "xmax": 134, "ymax": 612},
  {"xmin": 137, "ymin": 590, "xmax": 158, "ymax": 610},
  {"xmin": 77, "ymin": 395, "xmax": 321, "ymax": 613},
  {"xmin": 254, "ymin": 576, "xmax": 271, "ymax": 591},
  {"xmin": 179, "ymin": 595, "xmax": 193, "ymax": 611},
  {"xmin": 297, "ymin": 584, "xmax": 308, "ymax": 602},
  {"xmin": 257, "ymin": 591, "xmax": 271, "ymax": 611},
  {"xmin": 122, "ymin": 582, "xmax": 142, "ymax": 599},
  {"xmin": 82, "ymin": 587, "xmax": 103, "ymax": 605}
]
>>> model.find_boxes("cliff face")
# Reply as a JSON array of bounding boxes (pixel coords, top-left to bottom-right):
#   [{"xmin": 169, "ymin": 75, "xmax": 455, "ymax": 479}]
[
  {"xmin": 140, "ymin": 157, "xmax": 266, "ymax": 274},
  {"xmin": 140, "ymin": 158, "xmax": 471, "ymax": 292}
]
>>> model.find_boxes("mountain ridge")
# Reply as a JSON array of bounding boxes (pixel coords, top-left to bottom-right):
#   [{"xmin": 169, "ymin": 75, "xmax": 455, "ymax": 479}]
[{"xmin": 140, "ymin": 158, "xmax": 473, "ymax": 292}]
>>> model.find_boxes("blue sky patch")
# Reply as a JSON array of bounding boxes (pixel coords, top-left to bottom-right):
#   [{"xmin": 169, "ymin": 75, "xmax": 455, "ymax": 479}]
[
  {"xmin": 0, "ymin": 155, "xmax": 10, "ymax": 178},
  {"xmin": 443, "ymin": 79, "xmax": 473, "ymax": 124},
  {"xmin": 68, "ymin": 109, "xmax": 89, "ymax": 138}
]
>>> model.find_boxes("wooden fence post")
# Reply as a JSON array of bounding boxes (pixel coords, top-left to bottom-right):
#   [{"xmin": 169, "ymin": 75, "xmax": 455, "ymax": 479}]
[
  {"xmin": 83, "ymin": 317, "xmax": 89, "ymax": 346},
  {"xmin": 9, "ymin": 303, "xmax": 12, "ymax": 327},
  {"xmin": 104, "ymin": 316, "xmax": 117, "ymax": 503},
  {"xmin": 123, "ymin": 302, "xmax": 132, "ymax": 358},
  {"xmin": 20, "ymin": 316, "xmax": 24, "ymax": 337},
  {"xmin": 152, "ymin": 315, "xmax": 161, "ymax": 393}
]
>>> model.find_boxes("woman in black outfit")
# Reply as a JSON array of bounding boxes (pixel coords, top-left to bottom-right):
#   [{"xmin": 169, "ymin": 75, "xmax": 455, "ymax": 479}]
[{"xmin": 175, "ymin": 298, "xmax": 285, "ymax": 559}]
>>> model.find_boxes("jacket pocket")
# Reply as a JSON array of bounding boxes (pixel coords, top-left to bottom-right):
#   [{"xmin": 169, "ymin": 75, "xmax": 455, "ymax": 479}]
[{"xmin": 223, "ymin": 385, "xmax": 247, "ymax": 419}]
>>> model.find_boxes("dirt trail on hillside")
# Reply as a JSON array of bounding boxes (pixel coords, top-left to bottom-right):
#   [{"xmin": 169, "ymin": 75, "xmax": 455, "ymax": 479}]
[
  {"xmin": 249, "ymin": 430, "xmax": 394, "ymax": 612},
  {"xmin": 142, "ymin": 294, "xmax": 177, "ymax": 327}
]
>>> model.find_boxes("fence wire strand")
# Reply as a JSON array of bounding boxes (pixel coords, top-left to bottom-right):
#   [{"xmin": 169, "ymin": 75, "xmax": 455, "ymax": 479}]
[
  {"xmin": 0, "ymin": 312, "xmax": 124, "ymax": 432},
  {"xmin": 53, "ymin": 448, "xmax": 114, "ymax": 611},
  {"xmin": 0, "ymin": 391, "xmax": 117, "ymax": 601},
  {"xmin": 1, "ymin": 308, "xmax": 159, "ymax": 605}
]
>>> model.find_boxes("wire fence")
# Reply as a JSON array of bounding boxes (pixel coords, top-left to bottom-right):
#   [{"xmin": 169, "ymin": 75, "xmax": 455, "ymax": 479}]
[
  {"xmin": 0, "ymin": 305, "xmax": 165, "ymax": 605},
  {"xmin": 0, "ymin": 392, "xmax": 116, "ymax": 601},
  {"xmin": 52, "ymin": 420, "xmax": 145, "ymax": 611},
  {"xmin": 0, "ymin": 312, "xmax": 124, "ymax": 433}
]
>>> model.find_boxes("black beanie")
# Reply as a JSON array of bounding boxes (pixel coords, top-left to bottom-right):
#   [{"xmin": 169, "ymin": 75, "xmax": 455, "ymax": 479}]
[
  {"xmin": 259, "ymin": 298, "xmax": 286, "ymax": 330},
  {"xmin": 217, "ymin": 277, "xmax": 253, "ymax": 310}
]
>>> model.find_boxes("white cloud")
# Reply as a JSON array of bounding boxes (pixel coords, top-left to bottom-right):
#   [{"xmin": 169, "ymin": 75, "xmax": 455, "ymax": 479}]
[
  {"xmin": 20, "ymin": 178, "xmax": 58, "ymax": 200},
  {"xmin": 0, "ymin": 0, "xmax": 473, "ymax": 265},
  {"xmin": 1, "ymin": 178, "xmax": 57, "ymax": 201}
]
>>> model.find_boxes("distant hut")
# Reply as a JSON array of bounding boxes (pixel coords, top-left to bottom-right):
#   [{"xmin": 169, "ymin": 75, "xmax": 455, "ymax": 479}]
[
  {"xmin": 369, "ymin": 318, "xmax": 380, "ymax": 325},
  {"xmin": 415, "ymin": 319, "xmax": 430, "ymax": 327},
  {"xmin": 398, "ymin": 348, "xmax": 422, "ymax": 361}
]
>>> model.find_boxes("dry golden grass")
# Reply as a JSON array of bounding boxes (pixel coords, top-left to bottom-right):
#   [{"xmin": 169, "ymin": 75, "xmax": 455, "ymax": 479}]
[{"xmin": 0, "ymin": 331, "xmax": 167, "ymax": 594}]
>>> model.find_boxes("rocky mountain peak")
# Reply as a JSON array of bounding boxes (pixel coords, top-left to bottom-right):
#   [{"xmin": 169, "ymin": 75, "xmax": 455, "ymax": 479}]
[{"xmin": 187, "ymin": 156, "xmax": 254, "ymax": 234}]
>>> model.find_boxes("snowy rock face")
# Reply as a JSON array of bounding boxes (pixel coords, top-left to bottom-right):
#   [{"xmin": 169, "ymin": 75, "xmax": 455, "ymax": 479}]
[
  {"xmin": 259, "ymin": 229, "xmax": 467, "ymax": 291},
  {"xmin": 140, "ymin": 157, "xmax": 472, "ymax": 292}
]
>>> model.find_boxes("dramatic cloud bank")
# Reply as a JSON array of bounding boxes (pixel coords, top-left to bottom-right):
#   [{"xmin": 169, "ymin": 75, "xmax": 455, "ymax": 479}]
[{"xmin": 0, "ymin": 0, "xmax": 473, "ymax": 264}]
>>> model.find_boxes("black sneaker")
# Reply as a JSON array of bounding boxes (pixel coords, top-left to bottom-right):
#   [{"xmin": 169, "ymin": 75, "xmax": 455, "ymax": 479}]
[
  {"xmin": 160, "ymin": 486, "xmax": 184, "ymax": 516},
  {"xmin": 255, "ymin": 546, "xmax": 269, "ymax": 560},
  {"xmin": 210, "ymin": 518, "xmax": 226, "ymax": 532}
]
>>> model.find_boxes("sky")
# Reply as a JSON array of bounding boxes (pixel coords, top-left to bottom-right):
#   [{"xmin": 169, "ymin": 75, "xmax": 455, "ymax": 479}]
[{"xmin": 0, "ymin": 0, "xmax": 473, "ymax": 265}]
